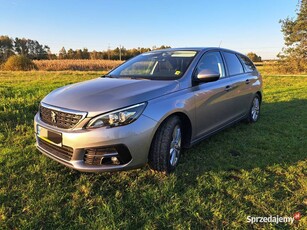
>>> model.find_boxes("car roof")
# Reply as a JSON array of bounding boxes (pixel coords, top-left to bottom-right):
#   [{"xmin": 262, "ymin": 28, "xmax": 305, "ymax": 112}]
[{"xmin": 154, "ymin": 47, "xmax": 246, "ymax": 56}]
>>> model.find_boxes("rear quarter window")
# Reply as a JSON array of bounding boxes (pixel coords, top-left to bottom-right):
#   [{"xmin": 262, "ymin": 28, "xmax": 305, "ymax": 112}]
[
  {"xmin": 223, "ymin": 52, "xmax": 244, "ymax": 76},
  {"xmin": 238, "ymin": 54, "xmax": 256, "ymax": 72}
]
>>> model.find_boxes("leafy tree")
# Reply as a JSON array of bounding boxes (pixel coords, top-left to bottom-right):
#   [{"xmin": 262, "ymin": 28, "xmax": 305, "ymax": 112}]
[
  {"xmin": 75, "ymin": 49, "xmax": 83, "ymax": 59},
  {"xmin": 90, "ymin": 50, "xmax": 106, "ymax": 59},
  {"xmin": 0, "ymin": 35, "xmax": 14, "ymax": 63},
  {"xmin": 279, "ymin": 0, "xmax": 307, "ymax": 72},
  {"xmin": 81, "ymin": 48, "xmax": 90, "ymax": 59},
  {"xmin": 66, "ymin": 49, "xmax": 74, "ymax": 59},
  {"xmin": 27, "ymin": 40, "xmax": 49, "ymax": 59},
  {"xmin": 14, "ymin": 38, "xmax": 49, "ymax": 60},
  {"xmin": 58, "ymin": 47, "xmax": 67, "ymax": 59},
  {"xmin": 90, "ymin": 50, "xmax": 99, "ymax": 59},
  {"xmin": 14, "ymin": 38, "xmax": 28, "ymax": 56},
  {"xmin": 247, "ymin": 52, "xmax": 262, "ymax": 62},
  {"xmin": 157, "ymin": 45, "xmax": 171, "ymax": 50},
  {"xmin": 2, "ymin": 55, "xmax": 37, "ymax": 71}
]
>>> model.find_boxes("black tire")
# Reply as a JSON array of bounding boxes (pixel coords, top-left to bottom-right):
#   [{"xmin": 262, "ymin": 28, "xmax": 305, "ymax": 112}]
[
  {"xmin": 246, "ymin": 94, "xmax": 261, "ymax": 123},
  {"xmin": 148, "ymin": 116, "xmax": 182, "ymax": 174}
]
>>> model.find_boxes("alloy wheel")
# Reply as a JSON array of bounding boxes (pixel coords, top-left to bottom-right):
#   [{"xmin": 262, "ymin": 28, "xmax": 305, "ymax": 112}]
[
  {"xmin": 169, "ymin": 125, "xmax": 181, "ymax": 166},
  {"xmin": 251, "ymin": 97, "xmax": 260, "ymax": 121}
]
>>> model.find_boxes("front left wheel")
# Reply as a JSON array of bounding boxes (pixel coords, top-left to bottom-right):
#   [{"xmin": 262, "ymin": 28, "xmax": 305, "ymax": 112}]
[{"xmin": 148, "ymin": 116, "xmax": 182, "ymax": 174}]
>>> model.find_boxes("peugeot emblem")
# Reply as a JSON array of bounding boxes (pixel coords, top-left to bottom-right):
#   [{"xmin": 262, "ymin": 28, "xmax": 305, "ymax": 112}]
[{"xmin": 51, "ymin": 111, "xmax": 57, "ymax": 123}]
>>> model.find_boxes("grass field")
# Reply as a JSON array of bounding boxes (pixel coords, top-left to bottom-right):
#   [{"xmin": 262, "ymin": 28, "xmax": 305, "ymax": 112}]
[{"xmin": 0, "ymin": 71, "xmax": 306, "ymax": 229}]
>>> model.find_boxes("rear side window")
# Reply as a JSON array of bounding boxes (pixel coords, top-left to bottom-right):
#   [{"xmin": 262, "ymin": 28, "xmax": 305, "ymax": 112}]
[
  {"xmin": 237, "ymin": 54, "xmax": 256, "ymax": 72},
  {"xmin": 223, "ymin": 52, "xmax": 244, "ymax": 76}
]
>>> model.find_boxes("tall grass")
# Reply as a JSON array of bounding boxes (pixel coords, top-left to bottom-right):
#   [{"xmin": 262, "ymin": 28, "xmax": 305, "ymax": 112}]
[
  {"xmin": 256, "ymin": 61, "xmax": 307, "ymax": 75},
  {"xmin": 0, "ymin": 59, "xmax": 302, "ymax": 75},
  {"xmin": 33, "ymin": 59, "xmax": 123, "ymax": 71}
]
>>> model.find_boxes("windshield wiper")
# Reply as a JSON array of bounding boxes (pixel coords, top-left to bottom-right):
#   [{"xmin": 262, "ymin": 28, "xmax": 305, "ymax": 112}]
[
  {"xmin": 103, "ymin": 75, "xmax": 150, "ymax": 80},
  {"xmin": 127, "ymin": 76, "xmax": 151, "ymax": 80}
]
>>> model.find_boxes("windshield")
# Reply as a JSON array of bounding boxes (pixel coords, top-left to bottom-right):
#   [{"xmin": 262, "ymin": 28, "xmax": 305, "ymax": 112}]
[{"xmin": 106, "ymin": 50, "xmax": 197, "ymax": 80}]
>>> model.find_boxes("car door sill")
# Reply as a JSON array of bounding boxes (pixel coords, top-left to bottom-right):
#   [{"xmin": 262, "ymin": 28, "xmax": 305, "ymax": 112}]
[{"xmin": 187, "ymin": 114, "xmax": 247, "ymax": 148}]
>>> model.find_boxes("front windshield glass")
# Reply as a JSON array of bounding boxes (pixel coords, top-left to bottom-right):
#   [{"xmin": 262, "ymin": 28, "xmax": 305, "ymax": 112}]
[{"xmin": 107, "ymin": 50, "xmax": 197, "ymax": 80}]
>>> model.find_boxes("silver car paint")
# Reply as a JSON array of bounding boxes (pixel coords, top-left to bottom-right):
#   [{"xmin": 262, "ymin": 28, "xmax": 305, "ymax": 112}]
[
  {"xmin": 34, "ymin": 47, "xmax": 262, "ymax": 172},
  {"xmin": 34, "ymin": 113, "xmax": 157, "ymax": 172},
  {"xmin": 42, "ymin": 77, "xmax": 180, "ymax": 117}
]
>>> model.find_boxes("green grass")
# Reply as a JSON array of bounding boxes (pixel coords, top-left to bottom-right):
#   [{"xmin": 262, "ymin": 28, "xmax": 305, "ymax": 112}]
[{"xmin": 0, "ymin": 71, "xmax": 306, "ymax": 229}]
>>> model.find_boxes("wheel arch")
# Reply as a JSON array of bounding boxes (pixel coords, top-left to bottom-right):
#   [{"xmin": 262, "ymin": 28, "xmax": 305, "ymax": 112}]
[
  {"xmin": 150, "ymin": 112, "xmax": 192, "ymax": 151},
  {"xmin": 256, "ymin": 91, "xmax": 262, "ymax": 104}
]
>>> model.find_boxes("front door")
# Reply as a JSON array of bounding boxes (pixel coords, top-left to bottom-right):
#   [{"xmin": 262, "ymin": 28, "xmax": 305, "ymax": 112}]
[{"xmin": 193, "ymin": 51, "xmax": 234, "ymax": 138}]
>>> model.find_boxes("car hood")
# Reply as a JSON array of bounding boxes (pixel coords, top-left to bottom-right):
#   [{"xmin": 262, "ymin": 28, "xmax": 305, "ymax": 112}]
[{"xmin": 42, "ymin": 77, "xmax": 180, "ymax": 117}]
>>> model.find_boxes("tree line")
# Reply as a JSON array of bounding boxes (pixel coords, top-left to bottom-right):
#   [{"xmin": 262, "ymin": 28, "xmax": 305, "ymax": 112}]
[
  {"xmin": 0, "ymin": 35, "xmax": 171, "ymax": 63},
  {"xmin": 0, "ymin": 35, "xmax": 263, "ymax": 63},
  {"xmin": 56, "ymin": 46, "xmax": 171, "ymax": 61},
  {"xmin": 0, "ymin": 35, "xmax": 264, "ymax": 63},
  {"xmin": 0, "ymin": 36, "xmax": 50, "ymax": 63}
]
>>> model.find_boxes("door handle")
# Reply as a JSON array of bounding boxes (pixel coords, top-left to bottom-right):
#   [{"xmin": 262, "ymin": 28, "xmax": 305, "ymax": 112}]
[
  {"xmin": 245, "ymin": 79, "xmax": 250, "ymax": 84},
  {"xmin": 225, "ymin": 85, "xmax": 233, "ymax": 92}
]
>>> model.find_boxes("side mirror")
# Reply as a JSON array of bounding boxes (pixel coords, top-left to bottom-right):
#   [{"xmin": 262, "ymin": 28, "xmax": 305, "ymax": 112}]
[{"xmin": 196, "ymin": 69, "xmax": 220, "ymax": 83}]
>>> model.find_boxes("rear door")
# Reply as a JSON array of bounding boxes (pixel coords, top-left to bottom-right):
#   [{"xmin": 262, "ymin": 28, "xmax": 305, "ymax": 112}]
[
  {"xmin": 237, "ymin": 53, "xmax": 259, "ymax": 104},
  {"xmin": 222, "ymin": 52, "xmax": 253, "ymax": 118}
]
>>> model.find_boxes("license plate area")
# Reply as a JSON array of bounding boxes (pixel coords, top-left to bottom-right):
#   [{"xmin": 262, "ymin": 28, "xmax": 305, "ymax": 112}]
[{"xmin": 37, "ymin": 125, "xmax": 62, "ymax": 147}]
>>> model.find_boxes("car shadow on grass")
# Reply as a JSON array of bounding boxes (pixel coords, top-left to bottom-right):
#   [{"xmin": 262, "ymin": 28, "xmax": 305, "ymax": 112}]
[{"xmin": 171, "ymin": 99, "xmax": 307, "ymax": 186}]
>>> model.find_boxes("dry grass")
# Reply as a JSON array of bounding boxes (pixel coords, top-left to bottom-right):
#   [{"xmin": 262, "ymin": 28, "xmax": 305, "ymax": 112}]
[
  {"xmin": 33, "ymin": 59, "xmax": 123, "ymax": 71},
  {"xmin": 256, "ymin": 60, "xmax": 307, "ymax": 75},
  {"xmin": 254, "ymin": 61, "xmax": 278, "ymax": 67},
  {"xmin": 9, "ymin": 59, "xmax": 306, "ymax": 75}
]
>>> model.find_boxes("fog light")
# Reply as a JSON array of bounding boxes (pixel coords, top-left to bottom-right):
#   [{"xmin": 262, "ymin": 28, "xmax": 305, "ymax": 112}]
[
  {"xmin": 111, "ymin": 157, "xmax": 120, "ymax": 165},
  {"xmin": 85, "ymin": 147, "xmax": 118, "ymax": 165},
  {"xmin": 84, "ymin": 145, "xmax": 132, "ymax": 165}
]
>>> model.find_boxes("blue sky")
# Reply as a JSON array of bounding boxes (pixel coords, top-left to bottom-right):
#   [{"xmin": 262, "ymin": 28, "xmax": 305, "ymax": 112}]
[{"xmin": 0, "ymin": 0, "xmax": 298, "ymax": 59}]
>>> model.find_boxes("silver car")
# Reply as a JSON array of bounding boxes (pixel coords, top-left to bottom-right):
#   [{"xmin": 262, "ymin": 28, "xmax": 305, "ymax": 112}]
[{"xmin": 34, "ymin": 48, "xmax": 262, "ymax": 173}]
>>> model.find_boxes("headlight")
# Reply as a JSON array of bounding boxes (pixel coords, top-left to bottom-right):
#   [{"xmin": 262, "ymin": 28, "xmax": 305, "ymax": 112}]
[{"xmin": 86, "ymin": 102, "xmax": 147, "ymax": 129}]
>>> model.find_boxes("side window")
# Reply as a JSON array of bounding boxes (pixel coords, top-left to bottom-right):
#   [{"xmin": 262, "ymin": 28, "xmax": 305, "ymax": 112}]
[
  {"xmin": 196, "ymin": 51, "xmax": 225, "ymax": 78},
  {"xmin": 238, "ymin": 54, "xmax": 256, "ymax": 72},
  {"xmin": 223, "ymin": 52, "xmax": 244, "ymax": 76}
]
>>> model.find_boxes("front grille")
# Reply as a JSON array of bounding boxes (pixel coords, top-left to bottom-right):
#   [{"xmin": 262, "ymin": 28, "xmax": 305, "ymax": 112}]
[
  {"xmin": 40, "ymin": 105, "xmax": 83, "ymax": 129},
  {"xmin": 38, "ymin": 138, "xmax": 73, "ymax": 161}
]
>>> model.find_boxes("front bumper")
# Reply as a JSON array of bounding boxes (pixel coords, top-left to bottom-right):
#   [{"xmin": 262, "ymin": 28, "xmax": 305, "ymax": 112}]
[{"xmin": 34, "ymin": 113, "xmax": 157, "ymax": 172}]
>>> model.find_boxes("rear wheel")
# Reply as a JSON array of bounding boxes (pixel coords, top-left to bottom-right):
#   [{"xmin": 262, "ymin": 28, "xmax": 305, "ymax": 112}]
[
  {"xmin": 246, "ymin": 95, "xmax": 261, "ymax": 123},
  {"xmin": 148, "ymin": 116, "xmax": 182, "ymax": 174}
]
